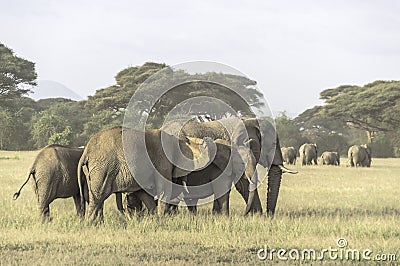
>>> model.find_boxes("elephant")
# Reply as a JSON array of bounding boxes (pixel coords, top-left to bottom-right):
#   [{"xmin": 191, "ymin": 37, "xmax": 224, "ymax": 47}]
[
  {"xmin": 320, "ymin": 151, "xmax": 340, "ymax": 166},
  {"xmin": 13, "ymin": 145, "xmax": 87, "ymax": 221},
  {"xmin": 78, "ymin": 126, "xmax": 215, "ymax": 223},
  {"xmin": 155, "ymin": 117, "xmax": 296, "ymax": 217},
  {"xmin": 348, "ymin": 144, "xmax": 371, "ymax": 167},
  {"xmin": 160, "ymin": 138, "xmax": 258, "ymax": 216},
  {"xmin": 299, "ymin": 143, "xmax": 318, "ymax": 165},
  {"xmin": 13, "ymin": 144, "xmax": 125, "ymax": 222},
  {"xmin": 281, "ymin": 147, "xmax": 296, "ymax": 165}
]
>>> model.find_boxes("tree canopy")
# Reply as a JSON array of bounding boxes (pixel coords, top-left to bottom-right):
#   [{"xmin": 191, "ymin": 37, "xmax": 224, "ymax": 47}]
[
  {"xmin": 1, "ymin": 43, "xmax": 399, "ymax": 157},
  {"xmin": 86, "ymin": 62, "xmax": 265, "ymax": 128},
  {"xmin": 0, "ymin": 43, "xmax": 37, "ymax": 103},
  {"xmin": 319, "ymin": 80, "xmax": 400, "ymax": 143}
]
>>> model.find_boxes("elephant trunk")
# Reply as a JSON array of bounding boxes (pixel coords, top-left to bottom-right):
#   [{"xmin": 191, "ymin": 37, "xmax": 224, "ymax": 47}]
[
  {"xmin": 244, "ymin": 167, "xmax": 259, "ymax": 215},
  {"xmin": 235, "ymin": 178, "xmax": 263, "ymax": 214},
  {"xmin": 266, "ymin": 165, "xmax": 282, "ymax": 218},
  {"xmin": 245, "ymin": 189, "xmax": 256, "ymax": 215}
]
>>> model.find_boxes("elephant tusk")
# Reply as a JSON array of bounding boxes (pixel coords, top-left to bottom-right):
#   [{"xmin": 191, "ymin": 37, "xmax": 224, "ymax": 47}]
[
  {"xmin": 182, "ymin": 180, "xmax": 190, "ymax": 194},
  {"xmin": 278, "ymin": 165, "xmax": 298, "ymax": 174}
]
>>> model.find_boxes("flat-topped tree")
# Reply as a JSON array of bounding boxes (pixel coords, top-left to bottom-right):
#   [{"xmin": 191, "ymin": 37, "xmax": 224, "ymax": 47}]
[{"xmin": 320, "ymin": 81, "xmax": 400, "ymax": 143}]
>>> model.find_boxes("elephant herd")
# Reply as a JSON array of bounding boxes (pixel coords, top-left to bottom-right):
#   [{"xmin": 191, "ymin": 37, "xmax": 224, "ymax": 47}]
[
  {"xmin": 281, "ymin": 143, "xmax": 372, "ymax": 167},
  {"xmin": 13, "ymin": 117, "xmax": 298, "ymax": 223}
]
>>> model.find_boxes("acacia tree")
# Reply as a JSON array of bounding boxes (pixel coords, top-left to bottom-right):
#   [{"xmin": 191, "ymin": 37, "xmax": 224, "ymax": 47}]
[
  {"xmin": 0, "ymin": 43, "xmax": 37, "ymax": 103},
  {"xmin": 319, "ymin": 81, "xmax": 400, "ymax": 143},
  {"xmin": 86, "ymin": 62, "xmax": 266, "ymax": 129}
]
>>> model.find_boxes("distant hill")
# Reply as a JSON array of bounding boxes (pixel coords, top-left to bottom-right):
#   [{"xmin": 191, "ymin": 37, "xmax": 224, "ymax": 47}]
[{"xmin": 29, "ymin": 80, "xmax": 83, "ymax": 101}]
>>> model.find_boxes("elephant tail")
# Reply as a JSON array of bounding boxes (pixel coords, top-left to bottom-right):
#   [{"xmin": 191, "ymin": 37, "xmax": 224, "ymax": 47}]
[
  {"xmin": 77, "ymin": 154, "xmax": 89, "ymax": 217},
  {"xmin": 13, "ymin": 170, "xmax": 35, "ymax": 200}
]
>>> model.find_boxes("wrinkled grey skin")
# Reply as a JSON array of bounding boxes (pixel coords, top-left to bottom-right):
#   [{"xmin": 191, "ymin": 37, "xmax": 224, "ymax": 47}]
[
  {"xmin": 162, "ymin": 117, "xmax": 288, "ymax": 217},
  {"xmin": 164, "ymin": 139, "xmax": 258, "ymax": 215},
  {"xmin": 281, "ymin": 147, "xmax": 296, "ymax": 165},
  {"xmin": 348, "ymin": 144, "xmax": 371, "ymax": 167},
  {"xmin": 299, "ymin": 143, "xmax": 318, "ymax": 165},
  {"xmin": 13, "ymin": 145, "xmax": 85, "ymax": 222},
  {"xmin": 78, "ymin": 126, "xmax": 214, "ymax": 223},
  {"xmin": 320, "ymin": 151, "xmax": 340, "ymax": 166}
]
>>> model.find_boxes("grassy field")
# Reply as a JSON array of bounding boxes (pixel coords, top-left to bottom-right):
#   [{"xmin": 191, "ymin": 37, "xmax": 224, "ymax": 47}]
[{"xmin": 0, "ymin": 150, "xmax": 399, "ymax": 265}]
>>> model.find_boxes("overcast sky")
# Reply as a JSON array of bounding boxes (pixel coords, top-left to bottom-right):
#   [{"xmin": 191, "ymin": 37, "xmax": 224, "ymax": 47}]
[{"xmin": 1, "ymin": 0, "xmax": 399, "ymax": 115}]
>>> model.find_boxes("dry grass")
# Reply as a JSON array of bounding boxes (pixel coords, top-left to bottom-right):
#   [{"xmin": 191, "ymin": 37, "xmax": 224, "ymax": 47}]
[{"xmin": 0, "ymin": 150, "xmax": 399, "ymax": 265}]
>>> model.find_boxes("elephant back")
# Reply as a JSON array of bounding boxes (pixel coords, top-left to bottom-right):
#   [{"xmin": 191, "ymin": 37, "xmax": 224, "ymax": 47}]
[{"xmin": 162, "ymin": 118, "xmax": 232, "ymax": 141}]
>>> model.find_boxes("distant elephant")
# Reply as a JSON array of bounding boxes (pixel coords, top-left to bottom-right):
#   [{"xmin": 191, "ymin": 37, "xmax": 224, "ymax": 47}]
[
  {"xmin": 348, "ymin": 144, "xmax": 371, "ymax": 167},
  {"xmin": 78, "ymin": 126, "xmax": 215, "ymax": 223},
  {"xmin": 299, "ymin": 143, "xmax": 318, "ymax": 165},
  {"xmin": 161, "ymin": 139, "xmax": 258, "ymax": 215},
  {"xmin": 320, "ymin": 151, "xmax": 340, "ymax": 166},
  {"xmin": 160, "ymin": 117, "xmax": 296, "ymax": 217},
  {"xmin": 281, "ymin": 147, "xmax": 296, "ymax": 165}
]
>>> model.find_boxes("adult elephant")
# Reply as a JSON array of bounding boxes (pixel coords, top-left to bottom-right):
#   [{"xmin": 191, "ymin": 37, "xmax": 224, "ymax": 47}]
[
  {"xmin": 158, "ymin": 117, "xmax": 296, "ymax": 217},
  {"xmin": 320, "ymin": 151, "xmax": 340, "ymax": 166},
  {"xmin": 78, "ymin": 126, "xmax": 215, "ymax": 223},
  {"xmin": 161, "ymin": 139, "xmax": 258, "ymax": 215},
  {"xmin": 281, "ymin": 147, "xmax": 296, "ymax": 165},
  {"xmin": 348, "ymin": 145, "xmax": 371, "ymax": 167},
  {"xmin": 13, "ymin": 145, "xmax": 88, "ymax": 221},
  {"xmin": 299, "ymin": 143, "xmax": 318, "ymax": 165}
]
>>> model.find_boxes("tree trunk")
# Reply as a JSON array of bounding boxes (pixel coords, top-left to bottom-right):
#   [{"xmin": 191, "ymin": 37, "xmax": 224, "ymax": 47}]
[{"xmin": 366, "ymin": 130, "xmax": 373, "ymax": 144}]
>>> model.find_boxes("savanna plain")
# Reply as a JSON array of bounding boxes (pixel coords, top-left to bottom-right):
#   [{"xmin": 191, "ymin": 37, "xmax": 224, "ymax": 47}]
[{"xmin": 0, "ymin": 150, "xmax": 399, "ymax": 265}]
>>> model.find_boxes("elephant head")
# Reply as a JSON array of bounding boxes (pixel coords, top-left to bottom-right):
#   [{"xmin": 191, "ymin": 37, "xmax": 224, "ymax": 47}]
[
  {"xmin": 232, "ymin": 118, "xmax": 297, "ymax": 216},
  {"xmin": 145, "ymin": 130, "xmax": 217, "ymax": 202},
  {"xmin": 211, "ymin": 139, "xmax": 258, "ymax": 214},
  {"xmin": 162, "ymin": 117, "xmax": 296, "ymax": 217}
]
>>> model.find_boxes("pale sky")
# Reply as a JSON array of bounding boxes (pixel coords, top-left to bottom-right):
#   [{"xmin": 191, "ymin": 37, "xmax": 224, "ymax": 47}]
[{"xmin": 1, "ymin": 0, "xmax": 399, "ymax": 115}]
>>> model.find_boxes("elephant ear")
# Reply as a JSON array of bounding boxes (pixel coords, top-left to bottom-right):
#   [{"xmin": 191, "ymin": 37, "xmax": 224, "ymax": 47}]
[
  {"xmin": 172, "ymin": 136, "xmax": 216, "ymax": 178},
  {"xmin": 212, "ymin": 139, "xmax": 233, "ymax": 176}
]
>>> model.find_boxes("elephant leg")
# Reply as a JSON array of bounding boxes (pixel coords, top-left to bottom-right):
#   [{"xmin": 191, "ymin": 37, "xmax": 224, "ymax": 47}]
[
  {"xmin": 215, "ymin": 192, "xmax": 230, "ymax": 216},
  {"xmin": 87, "ymin": 199, "xmax": 105, "ymax": 224},
  {"xmin": 212, "ymin": 199, "xmax": 221, "ymax": 214},
  {"xmin": 164, "ymin": 203, "xmax": 179, "ymax": 215},
  {"xmin": 115, "ymin": 192, "xmax": 124, "ymax": 214},
  {"xmin": 86, "ymin": 187, "xmax": 110, "ymax": 224},
  {"xmin": 184, "ymin": 198, "xmax": 198, "ymax": 214},
  {"xmin": 212, "ymin": 179, "xmax": 231, "ymax": 215},
  {"xmin": 250, "ymin": 189, "xmax": 263, "ymax": 214},
  {"xmin": 37, "ymin": 194, "xmax": 52, "ymax": 222},
  {"xmin": 266, "ymin": 165, "xmax": 282, "ymax": 218},
  {"xmin": 136, "ymin": 190, "xmax": 157, "ymax": 214},
  {"xmin": 39, "ymin": 203, "xmax": 51, "ymax": 222},
  {"xmin": 125, "ymin": 192, "xmax": 144, "ymax": 217},
  {"xmin": 73, "ymin": 193, "xmax": 84, "ymax": 218}
]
